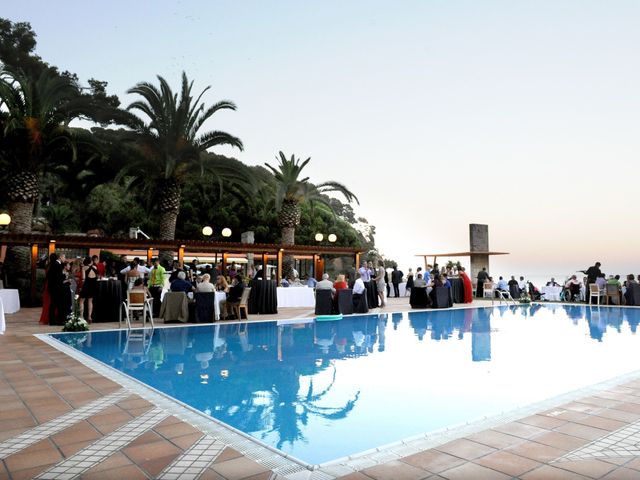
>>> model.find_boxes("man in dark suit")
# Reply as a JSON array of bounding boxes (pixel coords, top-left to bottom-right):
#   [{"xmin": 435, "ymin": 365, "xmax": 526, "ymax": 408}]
[
  {"xmin": 47, "ymin": 253, "xmax": 66, "ymax": 325},
  {"xmin": 391, "ymin": 267, "xmax": 403, "ymax": 297}
]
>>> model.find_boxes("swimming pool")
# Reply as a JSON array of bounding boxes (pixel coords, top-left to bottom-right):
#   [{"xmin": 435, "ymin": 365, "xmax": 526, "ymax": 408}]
[{"xmin": 49, "ymin": 304, "xmax": 640, "ymax": 465}]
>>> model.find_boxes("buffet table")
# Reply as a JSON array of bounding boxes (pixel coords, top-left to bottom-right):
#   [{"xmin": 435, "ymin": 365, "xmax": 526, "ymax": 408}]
[
  {"xmin": 277, "ymin": 287, "xmax": 315, "ymax": 307},
  {"xmin": 541, "ymin": 286, "xmax": 562, "ymax": 301},
  {"xmin": 0, "ymin": 289, "xmax": 20, "ymax": 314}
]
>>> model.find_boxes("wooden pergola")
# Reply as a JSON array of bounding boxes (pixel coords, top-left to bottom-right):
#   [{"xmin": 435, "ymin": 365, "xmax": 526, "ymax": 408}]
[{"xmin": 0, "ymin": 233, "xmax": 364, "ymax": 303}]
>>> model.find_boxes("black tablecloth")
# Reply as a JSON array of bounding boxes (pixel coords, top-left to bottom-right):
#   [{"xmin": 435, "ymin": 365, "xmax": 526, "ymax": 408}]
[
  {"xmin": 365, "ymin": 281, "xmax": 379, "ymax": 308},
  {"xmin": 449, "ymin": 277, "xmax": 464, "ymax": 303},
  {"xmin": 249, "ymin": 279, "xmax": 278, "ymax": 314},
  {"xmin": 410, "ymin": 287, "xmax": 430, "ymax": 308},
  {"xmin": 92, "ymin": 280, "xmax": 124, "ymax": 323}
]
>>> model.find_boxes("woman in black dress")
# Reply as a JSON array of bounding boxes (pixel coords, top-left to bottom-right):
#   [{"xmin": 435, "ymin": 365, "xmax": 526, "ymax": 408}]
[
  {"xmin": 405, "ymin": 268, "xmax": 414, "ymax": 296},
  {"xmin": 80, "ymin": 256, "xmax": 98, "ymax": 322}
]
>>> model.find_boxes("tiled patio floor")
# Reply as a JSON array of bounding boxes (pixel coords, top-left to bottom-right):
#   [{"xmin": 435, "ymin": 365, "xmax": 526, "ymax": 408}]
[{"xmin": 2, "ymin": 299, "xmax": 640, "ymax": 479}]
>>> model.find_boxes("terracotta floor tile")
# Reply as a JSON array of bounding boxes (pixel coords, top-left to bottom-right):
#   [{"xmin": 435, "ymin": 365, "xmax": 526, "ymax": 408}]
[
  {"xmin": 82, "ymin": 464, "xmax": 149, "ymax": 480},
  {"xmin": 244, "ymin": 472, "xmax": 279, "ymax": 480},
  {"xmin": 140, "ymin": 452, "xmax": 182, "ymax": 477},
  {"xmin": 595, "ymin": 408, "xmax": 640, "ymax": 423},
  {"xmin": 125, "ymin": 430, "xmax": 163, "ymax": 448},
  {"xmin": 600, "ymin": 467, "xmax": 640, "ymax": 479},
  {"xmin": 579, "ymin": 396, "xmax": 621, "ymax": 408},
  {"xmin": 362, "ymin": 460, "xmax": 428, "ymax": 480},
  {"xmin": 474, "ymin": 450, "xmax": 541, "ymax": 477},
  {"xmin": 435, "ymin": 438, "xmax": 496, "ymax": 461},
  {"xmin": 574, "ymin": 415, "xmax": 628, "ymax": 432},
  {"xmin": 169, "ymin": 431, "xmax": 203, "ymax": 450},
  {"xmin": 122, "ymin": 439, "xmax": 181, "ymax": 465},
  {"xmin": 7, "ymin": 463, "xmax": 57, "ymax": 480},
  {"xmin": 402, "ymin": 450, "xmax": 466, "ymax": 473},
  {"xmin": 554, "ymin": 422, "xmax": 609, "ymax": 441},
  {"xmin": 0, "ymin": 416, "xmax": 36, "ymax": 431},
  {"xmin": 520, "ymin": 464, "xmax": 590, "ymax": 480},
  {"xmin": 51, "ymin": 420, "xmax": 102, "ymax": 446},
  {"xmin": 153, "ymin": 420, "xmax": 201, "ymax": 439},
  {"xmin": 553, "ymin": 459, "xmax": 617, "ymax": 478},
  {"xmin": 4, "ymin": 439, "xmax": 63, "ymax": 472},
  {"xmin": 612, "ymin": 402, "xmax": 640, "ymax": 414},
  {"xmin": 0, "ymin": 427, "xmax": 29, "ymax": 442},
  {"xmin": 493, "ymin": 422, "xmax": 549, "ymax": 439},
  {"xmin": 518, "ymin": 414, "xmax": 568, "ymax": 430},
  {"xmin": 82, "ymin": 452, "xmax": 133, "ymax": 474},
  {"xmin": 542, "ymin": 409, "xmax": 590, "ymax": 423},
  {"xmin": 0, "ymin": 407, "xmax": 32, "ymax": 421},
  {"xmin": 465, "ymin": 429, "xmax": 525, "ymax": 449},
  {"xmin": 213, "ymin": 447, "xmax": 244, "ymax": 464},
  {"xmin": 506, "ymin": 441, "xmax": 567, "ymax": 463},
  {"xmin": 599, "ymin": 456, "xmax": 631, "ymax": 466},
  {"xmin": 532, "ymin": 431, "xmax": 588, "ymax": 450},
  {"xmin": 57, "ymin": 438, "xmax": 95, "ymax": 457},
  {"xmin": 198, "ymin": 467, "xmax": 228, "ymax": 480},
  {"xmin": 439, "ymin": 462, "xmax": 511, "ymax": 480},
  {"xmin": 212, "ymin": 456, "xmax": 270, "ymax": 479}
]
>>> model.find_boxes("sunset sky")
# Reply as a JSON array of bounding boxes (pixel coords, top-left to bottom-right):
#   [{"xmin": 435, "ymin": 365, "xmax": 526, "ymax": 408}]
[{"xmin": 6, "ymin": 0, "xmax": 640, "ymax": 280}]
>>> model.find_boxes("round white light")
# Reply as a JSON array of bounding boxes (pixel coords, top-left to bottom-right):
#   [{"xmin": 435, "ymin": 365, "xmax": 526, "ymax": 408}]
[
  {"xmin": 328, "ymin": 233, "xmax": 337, "ymax": 243},
  {"xmin": 222, "ymin": 227, "xmax": 232, "ymax": 238},
  {"xmin": 315, "ymin": 233, "xmax": 324, "ymax": 242},
  {"xmin": 202, "ymin": 226, "xmax": 213, "ymax": 236},
  {"xmin": 0, "ymin": 213, "xmax": 11, "ymax": 227}
]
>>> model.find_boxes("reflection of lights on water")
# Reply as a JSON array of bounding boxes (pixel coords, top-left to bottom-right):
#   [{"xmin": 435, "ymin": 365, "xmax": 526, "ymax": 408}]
[
  {"xmin": 220, "ymin": 369, "xmax": 229, "ymax": 378},
  {"xmin": 315, "ymin": 359, "xmax": 323, "ymax": 367},
  {"xmin": 204, "ymin": 408, "xmax": 212, "ymax": 415},
  {"xmin": 200, "ymin": 373, "xmax": 209, "ymax": 384}
]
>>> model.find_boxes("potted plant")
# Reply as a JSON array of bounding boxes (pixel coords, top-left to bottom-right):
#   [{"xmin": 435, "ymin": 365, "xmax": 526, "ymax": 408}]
[{"xmin": 62, "ymin": 296, "xmax": 90, "ymax": 332}]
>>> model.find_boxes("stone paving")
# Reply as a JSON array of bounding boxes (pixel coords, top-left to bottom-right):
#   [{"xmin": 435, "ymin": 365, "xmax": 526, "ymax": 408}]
[{"xmin": 2, "ymin": 299, "xmax": 640, "ymax": 479}]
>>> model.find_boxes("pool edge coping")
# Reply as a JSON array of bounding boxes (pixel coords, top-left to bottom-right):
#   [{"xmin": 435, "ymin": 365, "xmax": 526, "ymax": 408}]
[{"xmin": 35, "ymin": 303, "xmax": 640, "ymax": 478}]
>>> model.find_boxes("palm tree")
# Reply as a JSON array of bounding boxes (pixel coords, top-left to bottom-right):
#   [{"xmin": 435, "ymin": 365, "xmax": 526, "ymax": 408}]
[
  {"xmin": 0, "ymin": 68, "xmax": 85, "ymax": 289},
  {"xmin": 116, "ymin": 72, "xmax": 243, "ymax": 264},
  {"xmin": 265, "ymin": 152, "xmax": 359, "ymax": 277}
]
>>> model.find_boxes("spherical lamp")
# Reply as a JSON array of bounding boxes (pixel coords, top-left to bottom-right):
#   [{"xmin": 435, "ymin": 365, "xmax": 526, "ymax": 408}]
[
  {"xmin": 328, "ymin": 233, "xmax": 337, "ymax": 243},
  {"xmin": 315, "ymin": 233, "xmax": 324, "ymax": 242},
  {"xmin": 221, "ymin": 228, "xmax": 232, "ymax": 238},
  {"xmin": 0, "ymin": 213, "xmax": 11, "ymax": 227},
  {"xmin": 202, "ymin": 226, "xmax": 213, "ymax": 237}
]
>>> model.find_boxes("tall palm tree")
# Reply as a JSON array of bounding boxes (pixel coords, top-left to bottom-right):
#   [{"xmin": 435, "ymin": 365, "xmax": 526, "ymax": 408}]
[
  {"xmin": 116, "ymin": 72, "xmax": 243, "ymax": 264},
  {"xmin": 265, "ymin": 152, "xmax": 359, "ymax": 277},
  {"xmin": 0, "ymin": 68, "xmax": 86, "ymax": 290}
]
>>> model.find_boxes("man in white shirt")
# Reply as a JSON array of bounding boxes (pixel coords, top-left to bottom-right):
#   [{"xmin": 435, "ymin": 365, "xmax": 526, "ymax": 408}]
[{"xmin": 353, "ymin": 274, "xmax": 366, "ymax": 295}]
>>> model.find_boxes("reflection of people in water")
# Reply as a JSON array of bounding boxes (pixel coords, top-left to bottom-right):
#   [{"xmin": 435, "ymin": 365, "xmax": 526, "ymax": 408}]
[
  {"xmin": 409, "ymin": 314, "xmax": 428, "ymax": 341},
  {"xmin": 391, "ymin": 312, "xmax": 402, "ymax": 331},
  {"xmin": 625, "ymin": 311, "xmax": 639, "ymax": 334},
  {"xmin": 472, "ymin": 308, "xmax": 492, "ymax": 361},
  {"xmin": 315, "ymin": 320, "xmax": 337, "ymax": 354},
  {"xmin": 377, "ymin": 314, "xmax": 387, "ymax": 352},
  {"xmin": 585, "ymin": 308, "xmax": 605, "ymax": 342}
]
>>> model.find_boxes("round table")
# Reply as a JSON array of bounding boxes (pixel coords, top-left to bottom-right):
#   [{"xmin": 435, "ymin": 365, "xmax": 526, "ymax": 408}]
[
  {"xmin": 448, "ymin": 277, "xmax": 464, "ymax": 303},
  {"xmin": 249, "ymin": 280, "xmax": 278, "ymax": 314},
  {"xmin": 92, "ymin": 280, "xmax": 124, "ymax": 322},
  {"xmin": 541, "ymin": 286, "xmax": 562, "ymax": 301},
  {"xmin": 0, "ymin": 289, "xmax": 20, "ymax": 314}
]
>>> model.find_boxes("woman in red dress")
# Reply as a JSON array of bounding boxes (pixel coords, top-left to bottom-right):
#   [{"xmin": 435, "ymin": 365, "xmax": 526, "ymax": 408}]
[{"xmin": 459, "ymin": 267, "xmax": 474, "ymax": 304}]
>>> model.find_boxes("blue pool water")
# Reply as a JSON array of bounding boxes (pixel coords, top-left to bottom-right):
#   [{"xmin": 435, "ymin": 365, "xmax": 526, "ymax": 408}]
[{"xmin": 50, "ymin": 305, "xmax": 640, "ymax": 465}]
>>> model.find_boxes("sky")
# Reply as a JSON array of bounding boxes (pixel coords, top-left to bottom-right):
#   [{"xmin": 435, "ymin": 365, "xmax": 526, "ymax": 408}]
[{"xmin": 5, "ymin": 0, "xmax": 640, "ymax": 281}]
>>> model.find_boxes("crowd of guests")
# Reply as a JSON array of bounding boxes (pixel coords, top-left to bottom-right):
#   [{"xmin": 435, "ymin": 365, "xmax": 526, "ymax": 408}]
[{"xmin": 39, "ymin": 255, "xmax": 253, "ymax": 325}]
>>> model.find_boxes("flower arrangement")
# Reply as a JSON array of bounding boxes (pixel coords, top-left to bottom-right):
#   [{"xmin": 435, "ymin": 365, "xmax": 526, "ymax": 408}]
[
  {"xmin": 518, "ymin": 293, "xmax": 532, "ymax": 304},
  {"xmin": 62, "ymin": 296, "xmax": 89, "ymax": 332}
]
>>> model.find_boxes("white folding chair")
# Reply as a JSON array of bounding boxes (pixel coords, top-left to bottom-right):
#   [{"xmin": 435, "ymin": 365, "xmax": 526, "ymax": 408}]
[
  {"xmin": 483, "ymin": 282, "xmax": 494, "ymax": 299},
  {"xmin": 120, "ymin": 291, "xmax": 154, "ymax": 329}
]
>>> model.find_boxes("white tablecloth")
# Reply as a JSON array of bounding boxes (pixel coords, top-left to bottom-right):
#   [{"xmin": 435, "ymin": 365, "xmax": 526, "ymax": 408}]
[
  {"xmin": 388, "ymin": 282, "xmax": 407, "ymax": 297},
  {"xmin": 541, "ymin": 286, "xmax": 562, "ymax": 301},
  {"xmin": 277, "ymin": 287, "xmax": 316, "ymax": 307},
  {"xmin": 214, "ymin": 291, "xmax": 227, "ymax": 320},
  {"xmin": 0, "ymin": 289, "xmax": 20, "ymax": 314},
  {"xmin": 0, "ymin": 297, "xmax": 5, "ymax": 334}
]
